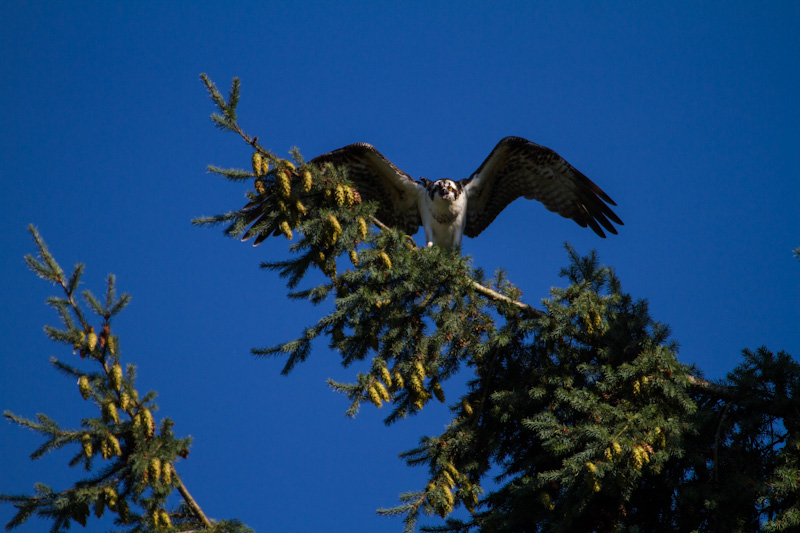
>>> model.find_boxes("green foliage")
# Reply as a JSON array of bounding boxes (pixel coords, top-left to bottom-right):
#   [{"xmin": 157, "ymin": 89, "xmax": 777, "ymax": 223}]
[
  {"xmin": 197, "ymin": 75, "xmax": 800, "ymax": 532},
  {"xmin": 7, "ymin": 75, "xmax": 798, "ymax": 532},
  {"xmin": 1, "ymin": 226, "xmax": 251, "ymax": 533}
]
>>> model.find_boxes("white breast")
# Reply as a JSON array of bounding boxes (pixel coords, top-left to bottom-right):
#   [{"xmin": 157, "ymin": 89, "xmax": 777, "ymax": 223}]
[{"xmin": 420, "ymin": 193, "xmax": 468, "ymax": 249}]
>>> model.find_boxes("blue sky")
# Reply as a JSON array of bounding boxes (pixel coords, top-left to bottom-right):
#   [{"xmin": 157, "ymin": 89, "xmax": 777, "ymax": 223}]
[{"xmin": 1, "ymin": 2, "xmax": 798, "ymax": 531}]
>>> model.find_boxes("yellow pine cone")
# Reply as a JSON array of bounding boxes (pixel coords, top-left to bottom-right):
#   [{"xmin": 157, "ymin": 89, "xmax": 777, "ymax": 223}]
[
  {"xmin": 81, "ymin": 433, "xmax": 93, "ymax": 457},
  {"xmin": 442, "ymin": 471, "xmax": 455, "ymax": 489},
  {"xmin": 87, "ymin": 329, "xmax": 98, "ymax": 352},
  {"xmin": 103, "ymin": 486, "xmax": 118, "ymax": 511},
  {"xmin": 110, "ymin": 364, "xmax": 123, "ymax": 392},
  {"xmin": 392, "ymin": 371, "xmax": 404, "ymax": 390},
  {"xmin": 279, "ymin": 221, "xmax": 293, "ymax": 240},
  {"xmin": 440, "ymin": 485, "xmax": 455, "ymax": 511},
  {"xmin": 158, "ymin": 509, "xmax": 171, "ymax": 527},
  {"xmin": 357, "ymin": 217, "xmax": 368, "ymax": 239},
  {"xmin": 278, "ymin": 170, "xmax": 292, "ymax": 198},
  {"xmin": 103, "ymin": 401, "xmax": 119, "ymax": 423},
  {"xmin": 431, "ymin": 382, "xmax": 445, "ymax": 403},
  {"xmin": 78, "ymin": 375, "xmax": 91, "ymax": 400},
  {"xmin": 344, "ymin": 186, "xmax": 356, "ymax": 206},
  {"xmin": 367, "ymin": 385, "xmax": 383, "ymax": 408},
  {"xmin": 334, "ymin": 184, "xmax": 346, "ymax": 206},
  {"xmin": 414, "ymin": 361, "xmax": 427, "ymax": 381},
  {"xmin": 302, "ymin": 169, "xmax": 313, "ymax": 192},
  {"xmin": 378, "ymin": 250, "xmax": 392, "ymax": 270},
  {"xmin": 409, "ymin": 374, "xmax": 423, "ymax": 394},
  {"xmin": 162, "ymin": 461, "xmax": 173, "ymax": 485},
  {"xmin": 149, "ymin": 457, "xmax": 162, "ymax": 484},
  {"xmin": 73, "ymin": 330, "xmax": 86, "ymax": 353},
  {"xmin": 294, "ymin": 198, "xmax": 307, "ymax": 215},
  {"xmin": 139, "ymin": 408, "xmax": 155, "ymax": 437},
  {"xmin": 108, "ymin": 335, "xmax": 118, "ymax": 356},
  {"xmin": 254, "ymin": 180, "xmax": 266, "ymax": 195},
  {"xmin": 444, "ymin": 462, "xmax": 459, "ymax": 478},
  {"xmin": 349, "ymin": 250, "xmax": 359, "ymax": 267},
  {"xmin": 612, "ymin": 441, "xmax": 622, "ymax": 455},
  {"xmin": 585, "ymin": 462, "xmax": 597, "ymax": 474},
  {"xmin": 119, "ymin": 391, "xmax": 131, "ymax": 412},
  {"xmin": 100, "ymin": 439, "xmax": 110, "ymax": 459},
  {"xmin": 281, "ymin": 159, "xmax": 296, "ymax": 171},
  {"xmin": 251, "ymin": 152, "xmax": 264, "ymax": 176},
  {"xmin": 328, "ymin": 214, "xmax": 342, "ymax": 235},
  {"xmin": 106, "ymin": 434, "xmax": 122, "ymax": 457},
  {"xmin": 632, "ymin": 445, "xmax": 649, "ymax": 470},
  {"xmin": 380, "ymin": 366, "xmax": 393, "ymax": 388},
  {"xmin": 374, "ymin": 381, "xmax": 391, "ymax": 402},
  {"xmin": 412, "ymin": 396, "xmax": 426, "ymax": 410},
  {"xmin": 462, "ymin": 399, "xmax": 473, "ymax": 416}
]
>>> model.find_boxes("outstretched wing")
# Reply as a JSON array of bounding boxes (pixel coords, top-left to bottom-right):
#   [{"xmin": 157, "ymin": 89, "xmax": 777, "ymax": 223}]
[
  {"xmin": 310, "ymin": 143, "xmax": 423, "ymax": 235},
  {"xmin": 461, "ymin": 136, "xmax": 623, "ymax": 238}
]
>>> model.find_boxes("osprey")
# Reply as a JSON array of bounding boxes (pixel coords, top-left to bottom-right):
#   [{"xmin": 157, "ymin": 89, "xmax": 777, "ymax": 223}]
[{"xmin": 309, "ymin": 136, "xmax": 622, "ymax": 249}]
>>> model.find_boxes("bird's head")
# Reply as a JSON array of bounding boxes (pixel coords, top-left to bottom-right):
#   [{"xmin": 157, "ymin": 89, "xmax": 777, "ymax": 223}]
[{"xmin": 424, "ymin": 179, "xmax": 462, "ymax": 202}]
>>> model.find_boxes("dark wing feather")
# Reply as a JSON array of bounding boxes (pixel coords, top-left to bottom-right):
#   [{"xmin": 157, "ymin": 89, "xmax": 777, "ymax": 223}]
[
  {"xmin": 462, "ymin": 136, "xmax": 623, "ymax": 238},
  {"xmin": 310, "ymin": 143, "xmax": 423, "ymax": 235}
]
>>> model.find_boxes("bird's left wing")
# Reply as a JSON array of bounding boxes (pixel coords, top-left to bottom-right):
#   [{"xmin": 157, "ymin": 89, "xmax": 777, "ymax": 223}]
[
  {"xmin": 310, "ymin": 143, "xmax": 423, "ymax": 235},
  {"xmin": 462, "ymin": 136, "xmax": 623, "ymax": 238}
]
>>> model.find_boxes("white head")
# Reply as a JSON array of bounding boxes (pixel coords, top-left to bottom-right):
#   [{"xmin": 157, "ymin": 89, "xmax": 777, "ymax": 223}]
[{"xmin": 424, "ymin": 179, "xmax": 463, "ymax": 202}]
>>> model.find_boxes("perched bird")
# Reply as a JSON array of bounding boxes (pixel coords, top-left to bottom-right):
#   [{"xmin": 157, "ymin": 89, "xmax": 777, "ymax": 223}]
[{"xmin": 308, "ymin": 136, "xmax": 622, "ymax": 249}]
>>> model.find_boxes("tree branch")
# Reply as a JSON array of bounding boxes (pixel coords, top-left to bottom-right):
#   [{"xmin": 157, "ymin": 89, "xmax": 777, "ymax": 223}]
[
  {"xmin": 470, "ymin": 281, "xmax": 543, "ymax": 317},
  {"xmin": 175, "ymin": 474, "xmax": 212, "ymax": 529}
]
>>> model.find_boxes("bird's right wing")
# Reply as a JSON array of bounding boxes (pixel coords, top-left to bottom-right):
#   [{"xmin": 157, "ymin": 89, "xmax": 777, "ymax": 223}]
[
  {"xmin": 310, "ymin": 143, "xmax": 423, "ymax": 235},
  {"xmin": 462, "ymin": 137, "xmax": 622, "ymax": 238}
]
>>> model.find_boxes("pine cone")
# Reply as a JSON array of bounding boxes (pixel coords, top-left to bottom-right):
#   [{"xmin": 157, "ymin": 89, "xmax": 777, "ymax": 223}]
[
  {"xmin": 302, "ymin": 169, "xmax": 313, "ymax": 192},
  {"xmin": 367, "ymin": 385, "xmax": 383, "ymax": 408},
  {"xmin": 431, "ymin": 382, "xmax": 445, "ymax": 403},
  {"xmin": 78, "ymin": 375, "xmax": 91, "ymax": 400},
  {"xmin": 279, "ymin": 221, "xmax": 293, "ymax": 240},
  {"xmin": 81, "ymin": 433, "xmax": 93, "ymax": 457},
  {"xmin": 251, "ymin": 152, "xmax": 265, "ymax": 176},
  {"xmin": 87, "ymin": 328, "xmax": 98, "ymax": 352},
  {"xmin": 380, "ymin": 366, "xmax": 393, "ymax": 388},
  {"xmin": 357, "ymin": 217, "xmax": 368, "ymax": 239},
  {"xmin": 378, "ymin": 250, "xmax": 392, "ymax": 270},
  {"xmin": 110, "ymin": 364, "xmax": 123, "ymax": 392}
]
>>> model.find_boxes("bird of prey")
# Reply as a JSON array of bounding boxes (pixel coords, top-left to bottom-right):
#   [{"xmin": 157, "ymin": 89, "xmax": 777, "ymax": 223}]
[{"xmin": 309, "ymin": 136, "xmax": 622, "ymax": 249}]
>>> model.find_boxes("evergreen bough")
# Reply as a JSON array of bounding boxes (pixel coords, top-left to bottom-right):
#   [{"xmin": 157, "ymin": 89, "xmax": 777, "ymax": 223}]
[
  {"xmin": 3, "ymin": 75, "xmax": 799, "ymax": 532},
  {"xmin": 2, "ymin": 226, "xmax": 251, "ymax": 533}
]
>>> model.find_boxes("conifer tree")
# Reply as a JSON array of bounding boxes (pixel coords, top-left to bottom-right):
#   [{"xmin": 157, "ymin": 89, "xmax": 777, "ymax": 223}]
[
  {"xmin": 1, "ymin": 226, "xmax": 250, "ymax": 532},
  {"xmin": 4, "ymin": 76, "xmax": 799, "ymax": 532},
  {"xmin": 192, "ymin": 75, "xmax": 800, "ymax": 532}
]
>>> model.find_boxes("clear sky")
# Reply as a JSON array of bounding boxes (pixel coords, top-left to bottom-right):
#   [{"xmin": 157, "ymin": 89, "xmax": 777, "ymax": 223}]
[{"xmin": 1, "ymin": 2, "xmax": 798, "ymax": 531}]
